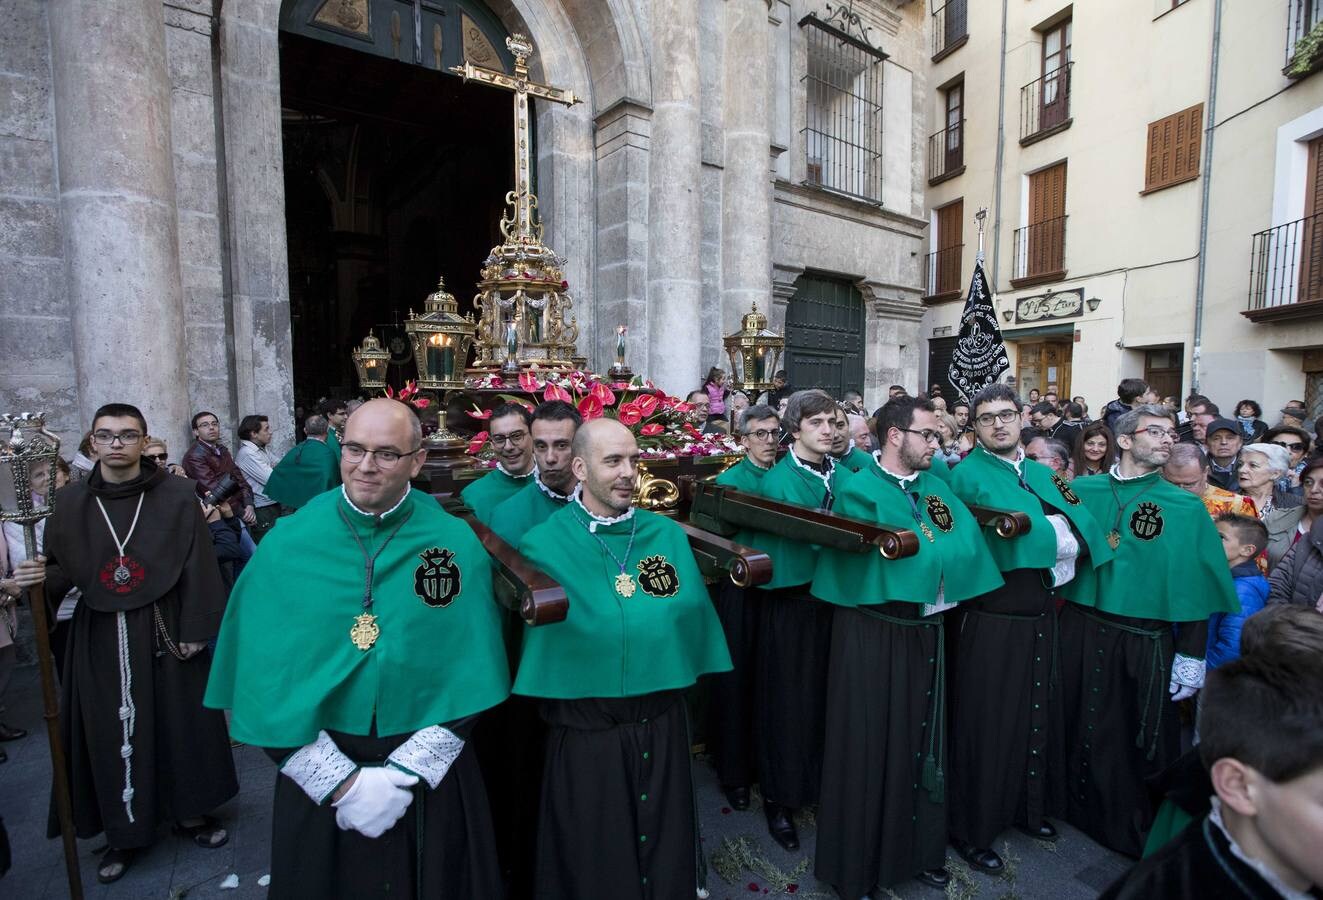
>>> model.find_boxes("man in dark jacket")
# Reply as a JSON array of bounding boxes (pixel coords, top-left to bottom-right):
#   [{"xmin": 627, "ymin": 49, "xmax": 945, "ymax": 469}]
[
  {"xmin": 1267, "ymin": 515, "xmax": 1323, "ymax": 610},
  {"xmin": 1100, "ymin": 378, "xmax": 1149, "ymax": 435},
  {"xmin": 183, "ymin": 410, "xmax": 257, "ymax": 574},
  {"xmin": 1204, "ymin": 418, "xmax": 1244, "ymax": 491}
]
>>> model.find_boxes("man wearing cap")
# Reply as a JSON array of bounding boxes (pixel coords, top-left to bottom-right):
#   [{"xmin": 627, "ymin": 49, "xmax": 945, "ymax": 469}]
[{"xmin": 1203, "ymin": 417, "xmax": 1244, "ymax": 491}]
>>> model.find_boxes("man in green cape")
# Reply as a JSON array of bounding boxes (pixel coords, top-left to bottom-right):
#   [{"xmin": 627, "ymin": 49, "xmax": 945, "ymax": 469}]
[
  {"xmin": 811, "ymin": 395, "xmax": 1003, "ymax": 897},
  {"xmin": 944, "ymin": 383, "xmax": 1114, "ymax": 873},
  {"xmin": 706, "ymin": 402, "xmax": 780, "ymax": 813},
  {"xmin": 514, "ymin": 418, "xmax": 731, "ymax": 900},
  {"xmin": 830, "ymin": 403, "xmax": 875, "ymax": 473},
  {"xmin": 319, "ymin": 398, "xmax": 347, "ymax": 461},
  {"xmin": 205, "ymin": 399, "xmax": 511, "ymax": 898},
  {"xmin": 461, "ymin": 402, "xmax": 535, "ymax": 524},
  {"xmin": 489, "ymin": 400, "xmax": 580, "ymax": 547},
  {"xmin": 744, "ymin": 389, "xmax": 849, "ymax": 851},
  {"xmin": 1054, "ymin": 403, "xmax": 1239, "ymax": 857},
  {"xmin": 263, "ymin": 413, "xmax": 340, "ymax": 510}
]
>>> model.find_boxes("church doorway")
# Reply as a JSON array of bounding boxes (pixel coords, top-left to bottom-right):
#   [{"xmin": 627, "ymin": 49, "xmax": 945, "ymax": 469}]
[{"xmin": 278, "ymin": 0, "xmax": 519, "ymax": 407}]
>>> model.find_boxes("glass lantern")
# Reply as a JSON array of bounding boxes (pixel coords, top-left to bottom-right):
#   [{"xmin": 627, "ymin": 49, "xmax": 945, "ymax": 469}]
[
  {"xmin": 723, "ymin": 302, "xmax": 785, "ymax": 395},
  {"xmin": 0, "ymin": 413, "xmax": 61, "ymax": 542},
  {"xmin": 405, "ymin": 278, "xmax": 477, "ymax": 391},
  {"xmin": 351, "ymin": 330, "xmax": 390, "ymax": 392}
]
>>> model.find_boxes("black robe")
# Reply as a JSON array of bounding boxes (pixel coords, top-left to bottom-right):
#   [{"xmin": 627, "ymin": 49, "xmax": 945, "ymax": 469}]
[
  {"xmin": 42, "ymin": 462, "xmax": 236, "ymax": 848},
  {"xmin": 1100, "ymin": 814, "xmax": 1305, "ymax": 899},
  {"xmin": 264, "ymin": 720, "xmax": 500, "ymax": 900},
  {"xmin": 535, "ymin": 690, "xmax": 699, "ymax": 900},
  {"xmin": 1051, "ymin": 602, "xmax": 1206, "ymax": 857},
  {"xmin": 706, "ymin": 580, "xmax": 759, "ymax": 790},
  {"xmin": 948, "ymin": 568, "xmax": 1056, "ymax": 847},
  {"xmin": 816, "ymin": 603, "xmax": 946, "ymax": 897}
]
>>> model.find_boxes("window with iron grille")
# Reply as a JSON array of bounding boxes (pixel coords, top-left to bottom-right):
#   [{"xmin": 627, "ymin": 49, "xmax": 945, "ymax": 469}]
[{"xmin": 800, "ymin": 14, "xmax": 887, "ymax": 204}]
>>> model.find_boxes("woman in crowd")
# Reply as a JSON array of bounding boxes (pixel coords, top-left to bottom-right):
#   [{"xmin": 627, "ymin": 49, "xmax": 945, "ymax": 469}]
[
  {"xmin": 1264, "ymin": 425, "xmax": 1310, "ymax": 497},
  {"xmin": 1264, "ymin": 459, "xmax": 1323, "ymax": 571},
  {"xmin": 1070, "ymin": 421, "xmax": 1116, "ymax": 477},
  {"xmin": 1267, "ymin": 496, "xmax": 1323, "ymax": 609},
  {"xmin": 69, "ymin": 430, "xmax": 97, "ymax": 482},
  {"xmin": 1237, "ymin": 443, "xmax": 1303, "ymax": 519},
  {"xmin": 1234, "ymin": 399, "xmax": 1268, "ymax": 444},
  {"xmin": 933, "ymin": 412, "xmax": 963, "ymax": 466},
  {"xmin": 702, "ymin": 367, "xmax": 729, "ymax": 429},
  {"xmin": 727, "ymin": 390, "xmax": 750, "ymax": 432}
]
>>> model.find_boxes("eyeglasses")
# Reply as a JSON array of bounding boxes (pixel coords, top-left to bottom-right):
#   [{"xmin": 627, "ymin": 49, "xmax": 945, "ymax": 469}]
[
  {"xmin": 974, "ymin": 410, "xmax": 1019, "ymax": 427},
  {"xmin": 1130, "ymin": 425, "xmax": 1180, "ymax": 441},
  {"xmin": 743, "ymin": 428, "xmax": 779, "ymax": 442},
  {"xmin": 489, "ymin": 430, "xmax": 528, "ymax": 447},
  {"xmin": 1273, "ymin": 441, "xmax": 1307, "ymax": 452},
  {"xmin": 901, "ymin": 428, "xmax": 942, "ymax": 444},
  {"xmin": 144, "ymin": 452, "xmax": 168, "ymax": 462},
  {"xmin": 92, "ymin": 430, "xmax": 142, "ymax": 446},
  {"xmin": 341, "ymin": 443, "xmax": 421, "ymax": 468}
]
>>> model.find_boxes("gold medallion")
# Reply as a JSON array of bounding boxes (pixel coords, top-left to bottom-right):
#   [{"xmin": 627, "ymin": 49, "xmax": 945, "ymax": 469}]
[
  {"xmin": 615, "ymin": 573, "xmax": 636, "ymax": 598},
  {"xmin": 920, "ymin": 522, "xmax": 935, "ymax": 543},
  {"xmin": 1106, "ymin": 530, "xmax": 1121, "ymax": 550},
  {"xmin": 350, "ymin": 613, "xmax": 380, "ymax": 650}
]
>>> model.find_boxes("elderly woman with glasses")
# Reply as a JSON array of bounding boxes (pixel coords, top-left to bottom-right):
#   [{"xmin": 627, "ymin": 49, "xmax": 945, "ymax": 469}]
[
  {"xmin": 1263, "ymin": 426, "xmax": 1311, "ymax": 496},
  {"xmin": 1237, "ymin": 442, "xmax": 1304, "ymax": 520}
]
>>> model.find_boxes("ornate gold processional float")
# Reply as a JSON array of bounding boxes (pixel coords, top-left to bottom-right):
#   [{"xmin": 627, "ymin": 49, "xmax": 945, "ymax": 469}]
[{"xmin": 348, "ymin": 34, "xmax": 785, "ymax": 510}]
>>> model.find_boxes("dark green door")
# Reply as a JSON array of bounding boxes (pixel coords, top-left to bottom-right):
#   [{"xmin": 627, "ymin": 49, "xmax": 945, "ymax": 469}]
[{"xmin": 785, "ymin": 273, "xmax": 865, "ymax": 398}]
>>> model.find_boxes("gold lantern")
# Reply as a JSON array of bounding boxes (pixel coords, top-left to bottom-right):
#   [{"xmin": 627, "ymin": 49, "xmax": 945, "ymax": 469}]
[
  {"xmin": 405, "ymin": 278, "xmax": 477, "ymax": 391},
  {"xmin": 351, "ymin": 330, "xmax": 390, "ymax": 391},
  {"xmin": 723, "ymin": 302, "xmax": 785, "ymax": 395}
]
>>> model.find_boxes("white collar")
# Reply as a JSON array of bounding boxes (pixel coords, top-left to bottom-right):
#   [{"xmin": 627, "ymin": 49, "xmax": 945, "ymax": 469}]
[
  {"xmin": 340, "ymin": 485, "xmax": 411, "ymax": 521},
  {"xmin": 981, "ymin": 443, "xmax": 1024, "ymax": 474},
  {"xmin": 534, "ymin": 469, "xmax": 573, "ymax": 502},
  {"xmin": 789, "ymin": 447, "xmax": 835, "ymax": 491},
  {"xmin": 1110, "ymin": 462, "xmax": 1156, "ymax": 482},
  {"xmin": 879, "ymin": 463, "xmax": 919, "ymax": 489},
  {"xmin": 571, "ymin": 484, "xmax": 634, "ymax": 532},
  {"xmin": 497, "ymin": 461, "xmax": 535, "ymax": 480},
  {"xmin": 1209, "ymin": 798, "xmax": 1314, "ymax": 900}
]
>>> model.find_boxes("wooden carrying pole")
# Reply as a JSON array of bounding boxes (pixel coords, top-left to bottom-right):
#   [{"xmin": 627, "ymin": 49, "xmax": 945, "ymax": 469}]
[{"xmin": 23, "ymin": 524, "xmax": 82, "ymax": 899}]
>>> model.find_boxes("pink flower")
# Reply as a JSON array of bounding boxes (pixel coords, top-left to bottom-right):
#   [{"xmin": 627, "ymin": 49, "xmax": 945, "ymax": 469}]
[
  {"xmin": 674, "ymin": 402, "xmax": 692, "ymax": 413},
  {"xmin": 411, "ymin": 397, "xmax": 431, "ymax": 409},
  {"xmin": 577, "ymin": 396, "xmax": 604, "ymax": 420},
  {"xmin": 544, "ymin": 383, "xmax": 572, "ymax": 403},
  {"xmin": 589, "ymin": 382, "xmax": 616, "ymax": 407},
  {"xmin": 519, "ymin": 371, "xmax": 540, "ymax": 393},
  {"xmin": 466, "ymin": 405, "xmax": 492, "ymax": 420},
  {"xmin": 640, "ymin": 423, "xmax": 664, "ymax": 437},
  {"xmin": 635, "ymin": 394, "xmax": 659, "ymax": 417},
  {"xmin": 466, "ymin": 431, "xmax": 489, "ymax": 454},
  {"xmin": 617, "ymin": 402, "xmax": 643, "ymax": 426}
]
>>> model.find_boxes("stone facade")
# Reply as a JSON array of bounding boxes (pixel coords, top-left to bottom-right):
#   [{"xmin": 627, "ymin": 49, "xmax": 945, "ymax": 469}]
[{"xmin": 0, "ymin": 0, "xmax": 928, "ymax": 453}]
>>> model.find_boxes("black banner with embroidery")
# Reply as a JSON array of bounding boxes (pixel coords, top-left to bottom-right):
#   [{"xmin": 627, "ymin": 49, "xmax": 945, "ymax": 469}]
[{"xmin": 947, "ymin": 259, "xmax": 1010, "ymax": 401}]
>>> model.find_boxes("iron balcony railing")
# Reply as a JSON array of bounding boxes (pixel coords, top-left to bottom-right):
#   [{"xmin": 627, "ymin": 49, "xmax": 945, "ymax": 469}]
[
  {"xmin": 926, "ymin": 244, "xmax": 964, "ymax": 298},
  {"xmin": 1248, "ymin": 213, "xmax": 1323, "ymax": 311},
  {"xmin": 927, "ymin": 119, "xmax": 964, "ymax": 182},
  {"xmin": 1020, "ymin": 62, "xmax": 1072, "ymax": 142},
  {"xmin": 1013, "ymin": 216, "xmax": 1068, "ymax": 281},
  {"xmin": 931, "ymin": 0, "xmax": 967, "ymax": 58},
  {"xmin": 1285, "ymin": 0, "xmax": 1323, "ymax": 67}
]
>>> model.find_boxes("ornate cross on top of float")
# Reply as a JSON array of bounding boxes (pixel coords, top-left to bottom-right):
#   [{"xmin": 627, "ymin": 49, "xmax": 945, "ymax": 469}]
[{"xmin": 451, "ymin": 35, "xmax": 580, "ymax": 238}]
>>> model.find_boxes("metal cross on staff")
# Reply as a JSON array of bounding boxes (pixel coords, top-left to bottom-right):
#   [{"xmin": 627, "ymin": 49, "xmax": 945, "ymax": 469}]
[
  {"xmin": 450, "ymin": 35, "xmax": 581, "ymax": 239},
  {"xmin": 975, "ymin": 206, "xmax": 989, "ymax": 264}
]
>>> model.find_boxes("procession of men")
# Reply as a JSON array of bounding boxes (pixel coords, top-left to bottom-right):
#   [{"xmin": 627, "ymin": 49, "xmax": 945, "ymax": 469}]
[{"xmin": 10, "ymin": 381, "xmax": 1316, "ymax": 900}]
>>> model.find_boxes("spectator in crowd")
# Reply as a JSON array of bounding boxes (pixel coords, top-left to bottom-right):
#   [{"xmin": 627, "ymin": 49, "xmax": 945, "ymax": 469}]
[
  {"xmin": 930, "ymin": 396, "xmax": 948, "ymax": 413},
  {"xmin": 70, "ymin": 430, "xmax": 97, "ymax": 482},
  {"xmin": 183, "ymin": 411, "xmax": 257, "ymax": 575},
  {"xmin": 1072, "ymin": 396, "xmax": 1091, "ymax": 423},
  {"xmin": 1027, "ymin": 388, "xmax": 1040, "ymax": 404},
  {"xmin": 1279, "ymin": 401, "xmax": 1309, "ymax": 429},
  {"xmin": 1268, "ymin": 506, "xmax": 1323, "ymax": 610},
  {"xmin": 887, "ymin": 384, "xmax": 907, "ymax": 399},
  {"xmin": 686, "ymin": 389, "xmax": 726, "ymax": 435},
  {"xmin": 235, "ymin": 414, "xmax": 281, "ymax": 542},
  {"xmin": 841, "ymin": 389, "xmax": 865, "ymax": 416},
  {"xmin": 727, "ymin": 390, "xmax": 750, "ymax": 433},
  {"xmin": 1101, "ymin": 378, "xmax": 1149, "ymax": 435},
  {"xmin": 0, "ymin": 517, "xmax": 26, "ymax": 762},
  {"xmin": 1043, "ymin": 390, "xmax": 1059, "ymax": 409},
  {"xmin": 1205, "ymin": 418, "xmax": 1245, "ymax": 490},
  {"xmin": 1025, "ymin": 435, "xmax": 1071, "ymax": 476},
  {"xmin": 142, "ymin": 436, "xmax": 184, "ymax": 477},
  {"xmin": 702, "ymin": 367, "xmax": 729, "ymax": 428},
  {"xmin": 1234, "ymin": 400, "xmax": 1268, "ymax": 444},
  {"xmin": 1238, "ymin": 442, "xmax": 1304, "ymax": 519},
  {"xmin": 343, "ymin": 398, "xmax": 364, "ymax": 416},
  {"xmin": 847, "ymin": 413, "xmax": 874, "ymax": 454},
  {"xmin": 1062, "ymin": 401, "xmax": 1086, "ymax": 426},
  {"xmin": 1208, "ymin": 514, "xmax": 1270, "ymax": 670},
  {"xmin": 1030, "ymin": 401, "xmax": 1080, "ymax": 448},
  {"xmin": 1163, "ymin": 442, "xmax": 1259, "ymax": 520},
  {"xmin": 1265, "ymin": 425, "xmax": 1311, "ymax": 497},
  {"xmin": 263, "ymin": 414, "xmax": 340, "ymax": 511},
  {"xmin": 933, "ymin": 412, "xmax": 963, "ymax": 467},
  {"xmin": 1187, "ymin": 400, "xmax": 1220, "ymax": 445},
  {"xmin": 766, "ymin": 370, "xmax": 793, "ymax": 408},
  {"xmin": 951, "ymin": 400, "xmax": 970, "ymax": 430},
  {"xmin": 1264, "ymin": 459, "xmax": 1323, "ymax": 571}
]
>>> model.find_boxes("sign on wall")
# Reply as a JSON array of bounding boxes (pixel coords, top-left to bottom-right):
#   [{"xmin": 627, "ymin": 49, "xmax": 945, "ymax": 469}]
[{"xmin": 1015, "ymin": 288, "xmax": 1083, "ymax": 324}]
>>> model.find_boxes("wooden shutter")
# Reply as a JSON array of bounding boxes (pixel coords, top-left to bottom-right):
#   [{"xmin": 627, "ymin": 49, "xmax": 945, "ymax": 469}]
[
  {"xmin": 1027, "ymin": 163, "xmax": 1067, "ymax": 276},
  {"xmin": 1300, "ymin": 137, "xmax": 1323, "ymax": 302},
  {"xmin": 1144, "ymin": 104, "xmax": 1203, "ymax": 193},
  {"xmin": 936, "ymin": 199, "xmax": 963, "ymax": 294},
  {"xmin": 1029, "ymin": 163, "xmax": 1066, "ymax": 224}
]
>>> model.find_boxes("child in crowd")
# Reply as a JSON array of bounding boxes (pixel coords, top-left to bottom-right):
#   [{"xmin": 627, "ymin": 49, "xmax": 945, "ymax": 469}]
[{"xmin": 1209, "ymin": 514, "xmax": 1269, "ymax": 669}]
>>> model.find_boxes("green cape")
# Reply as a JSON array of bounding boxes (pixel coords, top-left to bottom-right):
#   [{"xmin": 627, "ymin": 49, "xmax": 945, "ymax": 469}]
[
  {"xmin": 945, "ymin": 446, "xmax": 1114, "ymax": 573},
  {"xmin": 836, "ymin": 446, "xmax": 876, "ymax": 473},
  {"xmin": 1058, "ymin": 470, "xmax": 1239, "ymax": 621},
  {"xmin": 488, "ymin": 478, "xmax": 568, "ymax": 547},
  {"xmin": 714, "ymin": 456, "xmax": 774, "ymax": 548},
  {"xmin": 462, "ymin": 465, "xmax": 535, "ymax": 525},
  {"xmin": 263, "ymin": 439, "xmax": 340, "ymax": 509},
  {"xmin": 204, "ymin": 488, "xmax": 511, "ymax": 746},
  {"xmin": 810, "ymin": 464, "xmax": 1004, "ymax": 607},
  {"xmin": 755, "ymin": 452, "xmax": 853, "ymax": 589},
  {"xmin": 514, "ymin": 504, "xmax": 732, "ymax": 698},
  {"xmin": 326, "ymin": 429, "xmax": 341, "ymax": 460}
]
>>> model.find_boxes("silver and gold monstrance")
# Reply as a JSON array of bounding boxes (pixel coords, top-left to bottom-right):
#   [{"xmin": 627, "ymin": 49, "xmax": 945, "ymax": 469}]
[
  {"xmin": 723, "ymin": 302, "xmax": 785, "ymax": 395},
  {"xmin": 452, "ymin": 35, "xmax": 581, "ymax": 370}
]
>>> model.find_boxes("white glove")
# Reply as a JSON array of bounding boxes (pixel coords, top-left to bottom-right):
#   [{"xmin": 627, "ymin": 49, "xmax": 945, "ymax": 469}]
[
  {"xmin": 331, "ymin": 766, "xmax": 419, "ymax": 838},
  {"xmin": 385, "ymin": 725, "xmax": 465, "ymax": 789},
  {"xmin": 1169, "ymin": 653, "xmax": 1205, "ymax": 703}
]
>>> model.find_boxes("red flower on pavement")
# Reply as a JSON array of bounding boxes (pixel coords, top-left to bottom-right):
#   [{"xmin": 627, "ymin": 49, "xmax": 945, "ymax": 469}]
[
  {"xmin": 635, "ymin": 394, "xmax": 659, "ymax": 417},
  {"xmin": 640, "ymin": 423, "xmax": 664, "ymax": 437},
  {"xmin": 589, "ymin": 382, "xmax": 616, "ymax": 407},
  {"xmin": 577, "ymin": 395, "xmax": 604, "ymax": 420},
  {"xmin": 544, "ymin": 383, "xmax": 572, "ymax": 403},
  {"xmin": 617, "ymin": 402, "xmax": 643, "ymax": 426},
  {"xmin": 466, "ymin": 430, "xmax": 489, "ymax": 454},
  {"xmin": 519, "ymin": 371, "xmax": 541, "ymax": 393}
]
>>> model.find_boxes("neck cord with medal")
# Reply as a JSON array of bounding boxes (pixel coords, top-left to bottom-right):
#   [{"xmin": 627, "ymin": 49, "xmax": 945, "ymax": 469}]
[
  {"xmin": 1105, "ymin": 472, "xmax": 1161, "ymax": 550},
  {"xmin": 95, "ymin": 493, "xmax": 146, "ymax": 587},
  {"xmin": 879, "ymin": 464, "xmax": 934, "ymax": 542},
  {"xmin": 337, "ymin": 501, "xmax": 414, "ymax": 650},
  {"xmin": 571, "ymin": 506, "xmax": 639, "ymax": 597}
]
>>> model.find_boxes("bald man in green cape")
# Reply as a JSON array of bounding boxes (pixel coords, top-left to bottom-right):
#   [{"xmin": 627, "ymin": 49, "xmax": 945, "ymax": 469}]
[{"xmin": 262, "ymin": 414, "xmax": 340, "ymax": 510}]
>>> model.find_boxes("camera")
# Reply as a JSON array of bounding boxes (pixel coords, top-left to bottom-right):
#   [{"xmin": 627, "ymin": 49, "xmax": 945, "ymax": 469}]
[{"xmin": 202, "ymin": 473, "xmax": 242, "ymax": 509}]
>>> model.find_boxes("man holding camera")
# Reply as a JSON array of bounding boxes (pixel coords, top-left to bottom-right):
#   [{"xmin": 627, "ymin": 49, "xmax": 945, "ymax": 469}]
[{"xmin": 183, "ymin": 411, "xmax": 257, "ymax": 576}]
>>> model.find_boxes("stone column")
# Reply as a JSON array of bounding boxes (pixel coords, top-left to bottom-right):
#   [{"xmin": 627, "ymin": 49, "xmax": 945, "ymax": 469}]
[
  {"xmin": 721, "ymin": 0, "xmax": 772, "ymax": 334},
  {"xmin": 49, "ymin": 0, "xmax": 192, "ymax": 446},
  {"xmin": 647, "ymin": 0, "xmax": 704, "ymax": 396}
]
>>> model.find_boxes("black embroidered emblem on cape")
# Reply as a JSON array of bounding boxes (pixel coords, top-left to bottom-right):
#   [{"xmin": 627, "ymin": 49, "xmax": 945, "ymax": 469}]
[
  {"xmin": 414, "ymin": 547, "xmax": 461, "ymax": 607},
  {"xmin": 1129, "ymin": 502, "xmax": 1164, "ymax": 541},
  {"xmin": 1052, "ymin": 472, "xmax": 1081, "ymax": 506},
  {"xmin": 636, "ymin": 554, "xmax": 680, "ymax": 598},
  {"xmin": 924, "ymin": 495, "xmax": 955, "ymax": 533}
]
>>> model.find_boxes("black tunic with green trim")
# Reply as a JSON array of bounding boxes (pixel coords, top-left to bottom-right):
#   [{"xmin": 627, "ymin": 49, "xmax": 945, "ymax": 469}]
[
  {"xmin": 1053, "ymin": 470, "xmax": 1238, "ymax": 858},
  {"xmin": 810, "ymin": 464, "xmax": 1003, "ymax": 896},
  {"xmin": 748, "ymin": 452, "xmax": 849, "ymax": 808},
  {"xmin": 944, "ymin": 447, "xmax": 1114, "ymax": 848},
  {"xmin": 205, "ymin": 488, "xmax": 511, "ymax": 899},
  {"xmin": 515, "ymin": 503, "xmax": 731, "ymax": 900},
  {"xmin": 706, "ymin": 456, "xmax": 773, "ymax": 790},
  {"xmin": 461, "ymin": 465, "xmax": 535, "ymax": 525}
]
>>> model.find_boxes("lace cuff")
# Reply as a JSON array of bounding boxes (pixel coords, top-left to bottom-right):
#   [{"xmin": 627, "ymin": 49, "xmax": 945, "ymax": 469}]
[
  {"xmin": 1171, "ymin": 653, "xmax": 1206, "ymax": 690},
  {"xmin": 280, "ymin": 730, "xmax": 359, "ymax": 805},
  {"xmin": 386, "ymin": 725, "xmax": 465, "ymax": 790}
]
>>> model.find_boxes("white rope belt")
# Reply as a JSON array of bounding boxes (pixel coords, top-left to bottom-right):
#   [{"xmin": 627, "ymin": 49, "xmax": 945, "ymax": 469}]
[{"xmin": 116, "ymin": 610, "xmax": 137, "ymax": 823}]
